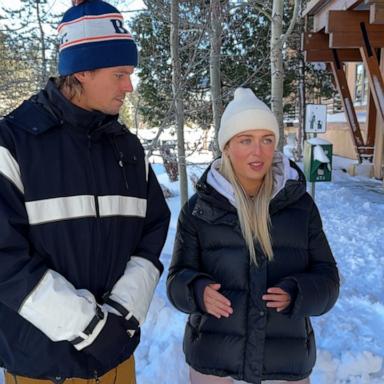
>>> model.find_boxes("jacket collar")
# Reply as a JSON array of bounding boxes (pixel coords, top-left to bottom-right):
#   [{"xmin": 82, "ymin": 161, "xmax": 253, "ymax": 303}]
[
  {"xmin": 6, "ymin": 79, "xmax": 126, "ymax": 138},
  {"xmin": 195, "ymin": 152, "xmax": 307, "ymax": 218},
  {"xmin": 42, "ymin": 78, "xmax": 124, "ymax": 135}
]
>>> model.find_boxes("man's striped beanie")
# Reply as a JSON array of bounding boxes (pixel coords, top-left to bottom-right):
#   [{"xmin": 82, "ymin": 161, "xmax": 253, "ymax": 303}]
[{"xmin": 58, "ymin": 0, "xmax": 138, "ymax": 76}]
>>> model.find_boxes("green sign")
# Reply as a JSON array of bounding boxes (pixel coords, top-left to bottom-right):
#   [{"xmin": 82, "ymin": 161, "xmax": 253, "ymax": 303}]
[{"xmin": 304, "ymin": 139, "xmax": 332, "ymax": 182}]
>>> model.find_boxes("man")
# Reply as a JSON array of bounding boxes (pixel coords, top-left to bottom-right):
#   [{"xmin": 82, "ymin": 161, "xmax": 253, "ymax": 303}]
[{"xmin": 0, "ymin": 1, "xmax": 170, "ymax": 383}]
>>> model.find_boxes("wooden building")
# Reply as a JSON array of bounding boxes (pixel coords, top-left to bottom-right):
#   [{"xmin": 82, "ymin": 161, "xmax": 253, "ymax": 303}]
[{"xmin": 302, "ymin": 0, "xmax": 384, "ymax": 178}]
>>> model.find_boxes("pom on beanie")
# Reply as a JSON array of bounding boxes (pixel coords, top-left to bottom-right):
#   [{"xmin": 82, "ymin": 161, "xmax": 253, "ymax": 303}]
[
  {"xmin": 218, "ymin": 88, "xmax": 279, "ymax": 151},
  {"xmin": 58, "ymin": 0, "xmax": 138, "ymax": 76}
]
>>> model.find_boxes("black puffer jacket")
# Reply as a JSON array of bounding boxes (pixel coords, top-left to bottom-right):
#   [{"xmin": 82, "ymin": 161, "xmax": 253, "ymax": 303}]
[{"xmin": 167, "ymin": 155, "xmax": 339, "ymax": 384}]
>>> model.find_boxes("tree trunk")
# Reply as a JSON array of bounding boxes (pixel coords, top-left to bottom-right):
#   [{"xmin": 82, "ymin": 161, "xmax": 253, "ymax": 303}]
[
  {"xmin": 296, "ymin": 17, "xmax": 307, "ymax": 161},
  {"xmin": 35, "ymin": 0, "xmax": 47, "ymax": 88},
  {"xmin": 210, "ymin": 0, "xmax": 223, "ymax": 157},
  {"xmin": 270, "ymin": 0, "xmax": 285, "ymax": 151},
  {"xmin": 297, "ymin": 47, "xmax": 305, "ymax": 161},
  {"xmin": 170, "ymin": 0, "xmax": 188, "ymax": 205}
]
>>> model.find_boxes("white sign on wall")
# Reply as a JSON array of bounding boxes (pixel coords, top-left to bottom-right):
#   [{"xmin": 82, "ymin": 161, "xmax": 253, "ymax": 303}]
[{"xmin": 305, "ymin": 104, "xmax": 327, "ymax": 133}]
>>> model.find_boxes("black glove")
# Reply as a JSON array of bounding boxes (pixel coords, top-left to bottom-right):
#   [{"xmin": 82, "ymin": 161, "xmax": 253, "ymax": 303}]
[{"xmin": 83, "ymin": 313, "xmax": 133, "ymax": 364}]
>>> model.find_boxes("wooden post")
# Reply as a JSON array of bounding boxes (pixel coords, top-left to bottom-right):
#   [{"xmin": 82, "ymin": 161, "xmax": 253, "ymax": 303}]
[
  {"xmin": 359, "ymin": 22, "xmax": 384, "ymax": 122},
  {"xmin": 366, "ymin": 92, "xmax": 377, "ymax": 151},
  {"xmin": 373, "ymin": 49, "xmax": 384, "ymax": 179},
  {"xmin": 330, "ymin": 49, "xmax": 365, "ymax": 162}
]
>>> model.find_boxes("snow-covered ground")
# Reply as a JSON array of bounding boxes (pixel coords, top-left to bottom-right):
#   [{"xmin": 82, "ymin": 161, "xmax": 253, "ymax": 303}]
[
  {"xmin": 136, "ymin": 155, "xmax": 384, "ymax": 384},
  {"xmin": 1, "ymin": 155, "xmax": 383, "ymax": 383}
]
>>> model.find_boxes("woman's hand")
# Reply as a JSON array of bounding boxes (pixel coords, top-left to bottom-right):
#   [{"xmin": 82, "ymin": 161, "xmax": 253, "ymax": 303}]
[
  {"xmin": 262, "ymin": 287, "xmax": 291, "ymax": 312},
  {"xmin": 203, "ymin": 284, "xmax": 233, "ymax": 319}
]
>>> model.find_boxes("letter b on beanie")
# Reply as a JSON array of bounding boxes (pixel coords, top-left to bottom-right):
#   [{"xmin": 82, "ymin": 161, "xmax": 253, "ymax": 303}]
[
  {"xmin": 218, "ymin": 88, "xmax": 279, "ymax": 151},
  {"xmin": 58, "ymin": 0, "xmax": 138, "ymax": 76}
]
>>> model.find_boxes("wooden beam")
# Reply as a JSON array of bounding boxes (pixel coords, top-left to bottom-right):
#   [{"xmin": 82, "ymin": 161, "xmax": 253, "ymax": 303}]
[
  {"xmin": 326, "ymin": 11, "xmax": 371, "ymax": 33},
  {"xmin": 305, "ymin": 49, "xmax": 362, "ymax": 62},
  {"xmin": 372, "ymin": 49, "xmax": 384, "ymax": 178},
  {"xmin": 359, "ymin": 22, "xmax": 384, "ymax": 122},
  {"xmin": 367, "ymin": 92, "xmax": 377, "ymax": 148},
  {"xmin": 303, "ymin": 32, "xmax": 362, "ymax": 61},
  {"xmin": 330, "ymin": 50, "xmax": 367, "ymax": 161},
  {"xmin": 311, "ymin": 0, "xmax": 363, "ymax": 32},
  {"xmin": 327, "ymin": 10, "xmax": 384, "ymax": 32},
  {"xmin": 303, "ymin": 32, "xmax": 329, "ymax": 50},
  {"xmin": 370, "ymin": 3, "xmax": 384, "ymax": 24},
  {"xmin": 329, "ymin": 31, "xmax": 384, "ymax": 48}
]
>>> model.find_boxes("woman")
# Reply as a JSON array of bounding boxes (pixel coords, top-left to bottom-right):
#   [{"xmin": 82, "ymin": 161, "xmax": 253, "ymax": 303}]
[{"xmin": 167, "ymin": 88, "xmax": 339, "ymax": 384}]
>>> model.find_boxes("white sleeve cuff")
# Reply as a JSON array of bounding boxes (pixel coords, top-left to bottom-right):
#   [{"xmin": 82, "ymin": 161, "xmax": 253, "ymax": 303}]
[
  {"xmin": 109, "ymin": 256, "xmax": 160, "ymax": 325},
  {"xmin": 19, "ymin": 269, "xmax": 104, "ymax": 344}
]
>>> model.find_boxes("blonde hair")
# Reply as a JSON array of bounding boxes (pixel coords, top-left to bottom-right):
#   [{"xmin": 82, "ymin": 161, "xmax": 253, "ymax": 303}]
[{"xmin": 220, "ymin": 151, "xmax": 274, "ymax": 264}]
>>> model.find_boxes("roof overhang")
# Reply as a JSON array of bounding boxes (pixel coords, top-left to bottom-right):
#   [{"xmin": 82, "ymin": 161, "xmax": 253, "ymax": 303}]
[{"xmin": 302, "ymin": 0, "xmax": 384, "ymax": 31}]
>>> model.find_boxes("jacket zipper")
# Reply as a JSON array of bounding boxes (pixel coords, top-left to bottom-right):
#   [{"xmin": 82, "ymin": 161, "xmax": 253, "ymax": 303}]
[
  {"xmin": 119, "ymin": 152, "xmax": 129, "ymax": 191},
  {"xmin": 94, "ymin": 370, "xmax": 100, "ymax": 384},
  {"xmin": 110, "ymin": 136, "xmax": 129, "ymax": 191},
  {"xmin": 88, "ymin": 134, "xmax": 100, "ymax": 217},
  {"xmin": 88, "ymin": 133, "xmax": 102, "ymax": 293}
]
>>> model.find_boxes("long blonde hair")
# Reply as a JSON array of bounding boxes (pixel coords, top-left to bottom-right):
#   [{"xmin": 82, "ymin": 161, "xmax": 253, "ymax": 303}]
[{"xmin": 220, "ymin": 151, "xmax": 274, "ymax": 264}]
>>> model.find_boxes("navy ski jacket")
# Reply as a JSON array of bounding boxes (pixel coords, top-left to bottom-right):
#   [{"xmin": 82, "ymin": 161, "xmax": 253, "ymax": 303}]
[{"xmin": 0, "ymin": 79, "xmax": 170, "ymax": 379}]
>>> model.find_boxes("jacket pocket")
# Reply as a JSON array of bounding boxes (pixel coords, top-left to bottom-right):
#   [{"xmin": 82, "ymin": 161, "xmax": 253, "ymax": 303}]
[
  {"xmin": 304, "ymin": 317, "xmax": 314, "ymax": 354},
  {"xmin": 17, "ymin": 321, "xmax": 33, "ymax": 348},
  {"xmin": 189, "ymin": 313, "xmax": 202, "ymax": 330},
  {"xmin": 304, "ymin": 317, "xmax": 313, "ymax": 337}
]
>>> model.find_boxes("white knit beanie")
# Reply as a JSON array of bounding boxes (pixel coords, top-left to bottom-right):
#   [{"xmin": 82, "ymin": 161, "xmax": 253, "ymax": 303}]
[{"xmin": 218, "ymin": 88, "xmax": 279, "ymax": 151}]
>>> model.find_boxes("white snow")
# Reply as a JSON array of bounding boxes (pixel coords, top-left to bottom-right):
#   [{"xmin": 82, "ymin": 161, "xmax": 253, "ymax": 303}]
[
  {"xmin": 327, "ymin": 111, "xmax": 367, "ymax": 124},
  {"xmin": 307, "ymin": 137, "xmax": 332, "ymax": 145},
  {"xmin": 1, "ymin": 155, "xmax": 383, "ymax": 384}
]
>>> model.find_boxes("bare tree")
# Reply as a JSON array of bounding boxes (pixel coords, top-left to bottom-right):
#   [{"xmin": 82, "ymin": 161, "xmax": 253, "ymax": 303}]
[
  {"xmin": 270, "ymin": 0, "xmax": 284, "ymax": 150},
  {"xmin": 210, "ymin": 0, "xmax": 223, "ymax": 157},
  {"xmin": 270, "ymin": 0, "xmax": 301, "ymax": 150},
  {"xmin": 296, "ymin": 18, "xmax": 306, "ymax": 161},
  {"xmin": 171, "ymin": 0, "xmax": 188, "ymax": 205},
  {"xmin": 35, "ymin": 0, "xmax": 47, "ymax": 88}
]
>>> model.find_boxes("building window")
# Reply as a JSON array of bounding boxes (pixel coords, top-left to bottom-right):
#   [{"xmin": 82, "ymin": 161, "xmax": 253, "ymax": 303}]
[{"xmin": 355, "ymin": 63, "xmax": 368, "ymax": 105}]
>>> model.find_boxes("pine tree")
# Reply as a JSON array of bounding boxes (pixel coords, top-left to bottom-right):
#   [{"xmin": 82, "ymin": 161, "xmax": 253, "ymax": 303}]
[
  {"xmin": 0, "ymin": 0, "xmax": 62, "ymax": 114},
  {"xmin": 129, "ymin": 0, "xmax": 273, "ymax": 130}
]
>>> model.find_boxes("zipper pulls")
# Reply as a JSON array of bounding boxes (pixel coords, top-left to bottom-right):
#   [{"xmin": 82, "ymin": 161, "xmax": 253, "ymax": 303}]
[
  {"xmin": 94, "ymin": 370, "xmax": 100, "ymax": 384},
  {"xmin": 118, "ymin": 151, "xmax": 129, "ymax": 191},
  {"xmin": 118, "ymin": 151, "xmax": 124, "ymax": 166}
]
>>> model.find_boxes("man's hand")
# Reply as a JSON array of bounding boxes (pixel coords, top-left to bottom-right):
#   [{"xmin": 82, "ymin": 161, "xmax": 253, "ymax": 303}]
[
  {"xmin": 83, "ymin": 313, "xmax": 133, "ymax": 364},
  {"xmin": 203, "ymin": 283, "xmax": 233, "ymax": 319},
  {"xmin": 262, "ymin": 287, "xmax": 291, "ymax": 312}
]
